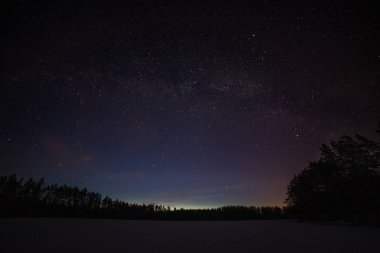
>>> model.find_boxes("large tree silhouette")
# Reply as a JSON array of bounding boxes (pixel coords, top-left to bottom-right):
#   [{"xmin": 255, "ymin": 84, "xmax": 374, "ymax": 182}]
[{"xmin": 286, "ymin": 125, "xmax": 380, "ymax": 225}]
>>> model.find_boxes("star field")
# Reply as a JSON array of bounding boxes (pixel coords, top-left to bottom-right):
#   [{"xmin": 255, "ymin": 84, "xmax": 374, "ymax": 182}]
[{"xmin": 1, "ymin": 0, "xmax": 379, "ymax": 208}]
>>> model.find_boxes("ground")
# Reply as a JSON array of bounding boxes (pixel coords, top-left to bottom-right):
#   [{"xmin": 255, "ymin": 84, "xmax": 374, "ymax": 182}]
[{"xmin": 1, "ymin": 218, "xmax": 379, "ymax": 253}]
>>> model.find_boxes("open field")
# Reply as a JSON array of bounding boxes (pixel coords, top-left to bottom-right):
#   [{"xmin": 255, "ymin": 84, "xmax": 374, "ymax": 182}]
[{"xmin": 1, "ymin": 218, "xmax": 379, "ymax": 253}]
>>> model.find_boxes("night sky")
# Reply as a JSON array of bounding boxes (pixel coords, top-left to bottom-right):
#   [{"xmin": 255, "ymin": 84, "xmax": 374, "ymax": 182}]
[{"xmin": 1, "ymin": 1, "xmax": 379, "ymax": 208}]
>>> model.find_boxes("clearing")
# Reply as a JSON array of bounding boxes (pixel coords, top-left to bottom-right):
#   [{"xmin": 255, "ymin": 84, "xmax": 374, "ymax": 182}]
[{"xmin": 1, "ymin": 218, "xmax": 379, "ymax": 253}]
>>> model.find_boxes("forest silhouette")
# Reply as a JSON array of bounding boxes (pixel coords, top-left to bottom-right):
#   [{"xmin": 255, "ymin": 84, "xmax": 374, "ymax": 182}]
[
  {"xmin": 0, "ymin": 174, "xmax": 284, "ymax": 220},
  {"xmin": 1, "ymin": 125, "xmax": 379, "ymax": 224}
]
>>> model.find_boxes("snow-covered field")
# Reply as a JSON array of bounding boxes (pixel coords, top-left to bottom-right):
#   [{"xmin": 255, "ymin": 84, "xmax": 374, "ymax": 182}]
[{"xmin": 1, "ymin": 218, "xmax": 379, "ymax": 253}]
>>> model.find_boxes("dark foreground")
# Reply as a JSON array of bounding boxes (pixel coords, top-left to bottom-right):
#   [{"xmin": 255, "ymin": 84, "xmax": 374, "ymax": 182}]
[{"xmin": 1, "ymin": 218, "xmax": 379, "ymax": 253}]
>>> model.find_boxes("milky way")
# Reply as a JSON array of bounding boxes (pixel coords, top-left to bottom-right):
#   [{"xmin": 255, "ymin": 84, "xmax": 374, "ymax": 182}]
[{"xmin": 1, "ymin": 1, "xmax": 379, "ymax": 208}]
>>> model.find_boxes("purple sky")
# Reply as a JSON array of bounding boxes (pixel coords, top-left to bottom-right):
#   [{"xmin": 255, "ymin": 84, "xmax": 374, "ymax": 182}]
[{"xmin": 1, "ymin": 0, "xmax": 379, "ymax": 208}]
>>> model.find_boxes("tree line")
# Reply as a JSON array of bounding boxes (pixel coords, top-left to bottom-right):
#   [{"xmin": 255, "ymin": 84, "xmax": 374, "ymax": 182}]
[
  {"xmin": 3, "ymin": 125, "xmax": 379, "ymax": 224},
  {"xmin": 0, "ymin": 174, "xmax": 286, "ymax": 220}
]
